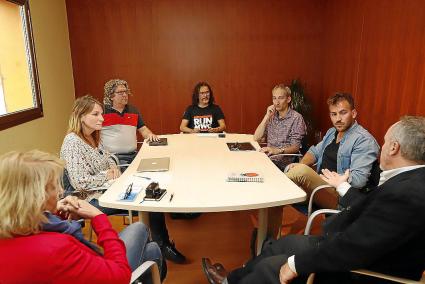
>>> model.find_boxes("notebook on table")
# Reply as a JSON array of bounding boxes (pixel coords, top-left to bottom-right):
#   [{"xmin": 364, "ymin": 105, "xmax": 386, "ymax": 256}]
[
  {"xmin": 227, "ymin": 142, "xmax": 256, "ymax": 151},
  {"xmin": 227, "ymin": 172, "xmax": 264, "ymax": 182},
  {"xmin": 149, "ymin": 138, "xmax": 168, "ymax": 146},
  {"xmin": 137, "ymin": 157, "xmax": 170, "ymax": 172}
]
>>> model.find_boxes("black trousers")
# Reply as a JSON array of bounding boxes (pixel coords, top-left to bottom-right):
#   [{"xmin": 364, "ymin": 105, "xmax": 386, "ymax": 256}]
[{"xmin": 227, "ymin": 235, "xmax": 321, "ymax": 284}]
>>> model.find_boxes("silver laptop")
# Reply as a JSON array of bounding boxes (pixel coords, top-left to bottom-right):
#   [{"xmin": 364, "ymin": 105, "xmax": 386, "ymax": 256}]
[{"xmin": 137, "ymin": 157, "xmax": 170, "ymax": 172}]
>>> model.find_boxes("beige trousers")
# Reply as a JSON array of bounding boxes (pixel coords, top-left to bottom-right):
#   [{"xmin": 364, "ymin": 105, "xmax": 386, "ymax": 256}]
[{"xmin": 267, "ymin": 164, "xmax": 338, "ymax": 238}]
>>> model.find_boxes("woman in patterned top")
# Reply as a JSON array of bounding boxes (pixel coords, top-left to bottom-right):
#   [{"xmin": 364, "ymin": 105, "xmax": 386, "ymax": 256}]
[{"xmin": 60, "ymin": 95, "xmax": 121, "ymax": 213}]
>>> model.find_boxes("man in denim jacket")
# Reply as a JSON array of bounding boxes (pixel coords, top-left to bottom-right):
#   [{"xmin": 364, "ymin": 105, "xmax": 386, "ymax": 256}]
[{"xmin": 286, "ymin": 93, "xmax": 379, "ymax": 209}]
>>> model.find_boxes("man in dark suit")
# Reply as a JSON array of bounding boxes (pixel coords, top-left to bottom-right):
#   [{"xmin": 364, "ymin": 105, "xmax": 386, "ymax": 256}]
[{"xmin": 202, "ymin": 116, "xmax": 425, "ymax": 284}]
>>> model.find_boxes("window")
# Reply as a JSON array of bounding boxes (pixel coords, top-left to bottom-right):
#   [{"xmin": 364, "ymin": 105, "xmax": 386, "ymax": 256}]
[{"xmin": 0, "ymin": 0, "xmax": 42, "ymax": 131}]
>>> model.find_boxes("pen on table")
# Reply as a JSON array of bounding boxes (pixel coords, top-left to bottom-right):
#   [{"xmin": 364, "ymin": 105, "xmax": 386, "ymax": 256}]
[
  {"xmin": 169, "ymin": 193, "xmax": 174, "ymax": 202},
  {"xmin": 124, "ymin": 182, "xmax": 133, "ymax": 199},
  {"xmin": 134, "ymin": 175, "xmax": 151, "ymax": 180}
]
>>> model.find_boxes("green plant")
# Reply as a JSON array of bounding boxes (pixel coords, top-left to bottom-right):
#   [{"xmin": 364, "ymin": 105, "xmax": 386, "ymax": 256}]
[{"xmin": 289, "ymin": 79, "xmax": 315, "ymax": 146}]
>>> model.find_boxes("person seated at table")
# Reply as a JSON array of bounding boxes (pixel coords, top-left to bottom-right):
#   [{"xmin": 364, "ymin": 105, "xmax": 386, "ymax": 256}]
[
  {"xmin": 286, "ymin": 93, "xmax": 379, "ymax": 209},
  {"xmin": 61, "ymin": 95, "xmax": 122, "ymax": 214},
  {"xmin": 201, "ymin": 116, "xmax": 425, "ymax": 284},
  {"xmin": 0, "ymin": 150, "xmax": 164, "ymax": 283},
  {"xmin": 253, "ymin": 84, "xmax": 306, "ymax": 171},
  {"xmin": 180, "ymin": 81, "xmax": 226, "ymax": 133},
  {"xmin": 101, "ymin": 78, "xmax": 159, "ymax": 166},
  {"xmin": 61, "ymin": 95, "xmax": 186, "ymax": 264}
]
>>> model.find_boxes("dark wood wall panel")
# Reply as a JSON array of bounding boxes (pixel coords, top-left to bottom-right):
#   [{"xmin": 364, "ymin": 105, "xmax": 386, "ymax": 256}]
[
  {"xmin": 66, "ymin": 0, "xmax": 324, "ymax": 134},
  {"xmin": 320, "ymin": 0, "xmax": 425, "ymax": 143},
  {"xmin": 67, "ymin": 0, "xmax": 425, "ymax": 143}
]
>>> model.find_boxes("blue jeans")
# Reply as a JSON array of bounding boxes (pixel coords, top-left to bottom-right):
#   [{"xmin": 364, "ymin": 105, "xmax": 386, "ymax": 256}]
[{"xmin": 119, "ymin": 222, "xmax": 164, "ymax": 282}]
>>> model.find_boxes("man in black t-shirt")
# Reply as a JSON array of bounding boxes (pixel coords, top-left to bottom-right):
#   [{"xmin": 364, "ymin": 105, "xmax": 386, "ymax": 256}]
[{"xmin": 180, "ymin": 82, "xmax": 226, "ymax": 133}]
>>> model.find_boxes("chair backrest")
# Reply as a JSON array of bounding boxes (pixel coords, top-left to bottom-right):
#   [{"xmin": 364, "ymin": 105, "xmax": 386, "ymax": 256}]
[
  {"xmin": 365, "ymin": 159, "xmax": 381, "ymax": 188},
  {"xmin": 62, "ymin": 169, "xmax": 76, "ymax": 197}
]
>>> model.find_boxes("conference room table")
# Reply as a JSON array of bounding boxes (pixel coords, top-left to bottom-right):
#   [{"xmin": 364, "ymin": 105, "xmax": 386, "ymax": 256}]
[{"xmin": 99, "ymin": 133, "xmax": 306, "ymax": 253}]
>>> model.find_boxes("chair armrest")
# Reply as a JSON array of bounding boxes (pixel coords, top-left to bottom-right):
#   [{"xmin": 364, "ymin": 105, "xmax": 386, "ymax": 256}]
[
  {"xmin": 351, "ymin": 269, "xmax": 425, "ymax": 284},
  {"xmin": 270, "ymin": 153, "xmax": 303, "ymax": 159},
  {"xmin": 304, "ymin": 209, "xmax": 340, "ymax": 235},
  {"xmin": 308, "ymin": 185, "xmax": 334, "ymax": 217},
  {"xmin": 109, "ymin": 153, "xmax": 120, "ymax": 165},
  {"xmin": 130, "ymin": 260, "xmax": 161, "ymax": 284}
]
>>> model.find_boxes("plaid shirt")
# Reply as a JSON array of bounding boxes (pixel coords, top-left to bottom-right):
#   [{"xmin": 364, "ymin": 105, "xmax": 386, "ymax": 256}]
[{"xmin": 265, "ymin": 108, "xmax": 306, "ymax": 169}]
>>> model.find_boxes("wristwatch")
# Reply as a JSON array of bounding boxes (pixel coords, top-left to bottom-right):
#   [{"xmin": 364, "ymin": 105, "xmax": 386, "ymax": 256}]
[{"xmin": 280, "ymin": 147, "xmax": 285, "ymax": 154}]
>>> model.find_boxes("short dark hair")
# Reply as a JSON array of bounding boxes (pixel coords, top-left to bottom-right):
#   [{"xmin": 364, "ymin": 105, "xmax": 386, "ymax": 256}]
[
  {"xmin": 192, "ymin": 82, "xmax": 215, "ymax": 106},
  {"xmin": 327, "ymin": 93, "xmax": 355, "ymax": 110}
]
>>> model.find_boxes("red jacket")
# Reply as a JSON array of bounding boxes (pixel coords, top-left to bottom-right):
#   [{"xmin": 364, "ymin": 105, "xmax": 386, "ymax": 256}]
[{"xmin": 0, "ymin": 214, "xmax": 131, "ymax": 284}]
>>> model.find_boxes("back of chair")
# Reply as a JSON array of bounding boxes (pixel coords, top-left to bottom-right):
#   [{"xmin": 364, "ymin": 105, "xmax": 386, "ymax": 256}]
[
  {"xmin": 366, "ymin": 159, "xmax": 381, "ymax": 188},
  {"xmin": 63, "ymin": 169, "xmax": 76, "ymax": 197}
]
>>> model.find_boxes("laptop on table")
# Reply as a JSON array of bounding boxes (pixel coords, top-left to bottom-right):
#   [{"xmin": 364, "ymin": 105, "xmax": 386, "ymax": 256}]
[{"xmin": 137, "ymin": 157, "xmax": 170, "ymax": 172}]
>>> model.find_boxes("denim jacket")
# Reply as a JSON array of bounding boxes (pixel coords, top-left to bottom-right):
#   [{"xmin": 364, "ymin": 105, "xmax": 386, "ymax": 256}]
[{"xmin": 308, "ymin": 121, "xmax": 379, "ymax": 188}]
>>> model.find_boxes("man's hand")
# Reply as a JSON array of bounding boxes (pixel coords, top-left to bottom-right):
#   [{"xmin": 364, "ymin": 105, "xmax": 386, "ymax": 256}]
[
  {"xmin": 266, "ymin": 105, "xmax": 276, "ymax": 118},
  {"xmin": 279, "ymin": 263, "xmax": 297, "ymax": 284},
  {"xmin": 286, "ymin": 163, "xmax": 299, "ymax": 171},
  {"xmin": 146, "ymin": 133, "xmax": 159, "ymax": 142},
  {"xmin": 260, "ymin": 146, "xmax": 281, "ymax": 156},
  {"xmin": 208, "ymin": 127, "xmax": 221, "ymax": 133},
  {"xmin": 320, "ymin": 169, "xmax": 350, "ymax": 188}
]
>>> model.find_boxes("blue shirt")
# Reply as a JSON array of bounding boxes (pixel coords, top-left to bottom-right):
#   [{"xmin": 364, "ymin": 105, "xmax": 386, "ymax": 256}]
[{"xmin": 308, "ymin": 121, "xmax": 379, "ymax": 187}]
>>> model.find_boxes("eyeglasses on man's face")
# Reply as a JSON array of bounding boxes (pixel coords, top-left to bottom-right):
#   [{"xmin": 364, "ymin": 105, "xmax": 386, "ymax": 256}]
[
  {"xmin": 114, "ymin": 89, "xmax": 131, "ymax": 96},
  {"xmin": 199, "ymin": 91, "xmax": 210, "ymax": 96}
]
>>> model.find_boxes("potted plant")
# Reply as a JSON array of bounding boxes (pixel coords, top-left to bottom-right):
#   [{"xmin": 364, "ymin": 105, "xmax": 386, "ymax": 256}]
[{"xmin": 289, "ymin": 79, "xmax": 316, "ymax": 150}]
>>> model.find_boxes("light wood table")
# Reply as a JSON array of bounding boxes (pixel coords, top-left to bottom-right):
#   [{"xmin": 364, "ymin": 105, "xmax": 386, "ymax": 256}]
[{"xmin": 99, "ymin": 133, "xmax": 306, "ymax": 253}]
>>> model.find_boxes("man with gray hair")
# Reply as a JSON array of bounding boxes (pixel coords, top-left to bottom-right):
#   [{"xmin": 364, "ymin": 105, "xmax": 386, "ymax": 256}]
[
  {"xmin": 101, "ymin": 79, "xmax": 186, "ymax": 264},
  {"xmin": 203, "ymin": 116, "xmax": 425, "ymax": 284},
  {"xmin": 102, "ymin": 79, "xmax": 158, "ymax": 164}
]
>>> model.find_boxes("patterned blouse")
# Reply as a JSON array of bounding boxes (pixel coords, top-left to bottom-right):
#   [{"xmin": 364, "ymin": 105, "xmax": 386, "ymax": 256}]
[{"xmin": 60, "ymin": 133, "xmax": 116, "ymax": 192}]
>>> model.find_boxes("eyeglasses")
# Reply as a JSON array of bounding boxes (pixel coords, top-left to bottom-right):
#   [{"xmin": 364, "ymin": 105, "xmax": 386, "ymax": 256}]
[
  {"xmin": 114, "ymin": 89, "xmax": 131, "ymax": 96},
  {"xmin": 199, "ymin": 91, "xmax": 210, "ymax": 96}
]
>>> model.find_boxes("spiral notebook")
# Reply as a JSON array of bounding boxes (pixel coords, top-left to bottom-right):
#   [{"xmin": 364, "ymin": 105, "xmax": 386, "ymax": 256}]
[{"xmin": 227, "ymin": 172, "xmax": 264, "ymax": 183}]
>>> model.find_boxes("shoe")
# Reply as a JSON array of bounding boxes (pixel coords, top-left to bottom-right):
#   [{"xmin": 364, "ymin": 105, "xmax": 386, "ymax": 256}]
[
  {"xmin": 161, "ymin": 241, "xmax": 186, "ymax": 264},
  {"xmin": 201, "ymin": 258, "xmax": 228, "ymax": 284},
  {"xmin": 170, "ymin": 213, "xmax": 202, "ymax": 220}
]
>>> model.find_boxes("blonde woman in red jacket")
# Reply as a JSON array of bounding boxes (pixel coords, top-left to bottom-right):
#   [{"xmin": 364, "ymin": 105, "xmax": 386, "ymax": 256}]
[{"xmin": 0, "ymin": 150, "xmax": 162, "ymax": 283}]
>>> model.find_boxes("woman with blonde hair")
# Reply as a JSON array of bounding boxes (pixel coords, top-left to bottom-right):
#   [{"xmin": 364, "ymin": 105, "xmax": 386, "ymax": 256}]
[
  {"xmin": 60, "ymin": 95, "xmax": 122, "ymax": 213},
  {"xmin": 62, "ymin": 95, "xmax": 186, "ymax": 264},
  {"xmin": 0, "ymin": 150, "xmax": 163, "ymax": 283}
]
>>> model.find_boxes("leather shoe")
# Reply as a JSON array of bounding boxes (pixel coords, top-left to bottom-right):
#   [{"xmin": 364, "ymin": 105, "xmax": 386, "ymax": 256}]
[
  {"xmin": 202, "ymin": 258, "xmax": 228, "ymax": 284},
  {"xmin": 161, "ymin": 241, "xmax": 186, "ymax": 264}
]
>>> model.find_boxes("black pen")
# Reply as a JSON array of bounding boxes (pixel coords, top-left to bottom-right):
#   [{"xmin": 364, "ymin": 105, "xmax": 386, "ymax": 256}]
[
  {"xmin": 124, "ymin": 183, "xmax": 133, "ymax": 199},
  {"xmin": 169, "ymin": 193, "xmax": 174, "ymax": 202}
]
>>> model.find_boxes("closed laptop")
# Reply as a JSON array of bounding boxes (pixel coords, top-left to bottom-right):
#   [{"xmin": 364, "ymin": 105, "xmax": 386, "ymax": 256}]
[{"xmin": 137, "ymin": 157, "xmax": 170, "ymax": 172}]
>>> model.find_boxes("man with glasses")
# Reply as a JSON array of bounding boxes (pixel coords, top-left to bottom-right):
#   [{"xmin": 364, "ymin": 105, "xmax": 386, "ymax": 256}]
[
  {"xmin": 180, "ymin": 81, "xmax": 226, "ymax": 133},
  {"xmin": 101, "ymin": 79, "xmax": 187, "ymax": 264},
  {"xmin": 102, "ymin": 79, "xmax": 158, "ymax": 164}
]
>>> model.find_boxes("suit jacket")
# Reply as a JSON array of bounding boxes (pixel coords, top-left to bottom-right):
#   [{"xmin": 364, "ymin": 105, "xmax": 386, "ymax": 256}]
[{"xmin": 295, "ymin": 167, "xmax": 425, "ymax": 281}]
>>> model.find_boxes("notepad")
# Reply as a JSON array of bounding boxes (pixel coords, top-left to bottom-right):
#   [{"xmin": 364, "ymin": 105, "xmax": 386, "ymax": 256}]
[
  {"xmin": 117, "ymin": 178, "xmax": 149, "ymax": 202},
  {"xmin": 149, "ymin": 138, "xmax": 168, "ymax": 146},
  {"xmin": 227, "ymin": 142, "xmax": 256, "ymax": 151},
  {"xmin": 227, "ymin": 172, "xmax": 264, "ymax": 182}
]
